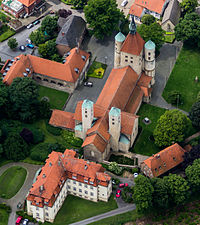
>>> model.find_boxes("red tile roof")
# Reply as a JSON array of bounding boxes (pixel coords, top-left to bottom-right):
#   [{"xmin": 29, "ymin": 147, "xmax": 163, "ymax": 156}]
[
  {"xmin": 129, "ymin": 3, "xmax": 144, "ymax": 17},
  {"xmin": 134, "ymin": 0, "xmax": 166, "ymax": 14},
  {"xmin": 49, "ymin": 109, "xmax": 75, "ymax": 130},
  {"xmin": 137, "ymin": 72, "xmax": 152, "ymax": 88},
  {"xmin": 121, "ymin": 112, "xmax": 138, "ymax": 135},
  {"xmin": 143, "ymin": 143, "xmax": 185, "ymax": 177},
  {"xmin": 120, "ymin": 33, "xmax": 145, "ymax": 56},
  {"xmin": 2, "ymin": 48, "xmax": 89, "ymax": 85},
  {"xmin": 18, "ymin": 0, "xmax": 36, "ymax": 7},
  {"xmin": 27, "ymin": 149, "xmax": 111, "ymax": 208}
]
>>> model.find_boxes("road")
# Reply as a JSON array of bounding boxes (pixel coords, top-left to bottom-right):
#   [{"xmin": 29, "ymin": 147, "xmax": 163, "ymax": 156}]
[
  {"xmin": 69, "ymin": 204, "xmax": 136, "ymax": 225},
  {"xmin": 0, "ymin": 162, "xmax": 42, "ymax": 225}
]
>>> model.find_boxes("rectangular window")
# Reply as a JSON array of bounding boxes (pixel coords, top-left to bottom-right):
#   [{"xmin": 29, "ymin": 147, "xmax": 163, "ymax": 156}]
[
  {"xmin": 36, "ymin": 207, "xmax": 39, "ymax": 211},
  {"xmin": 148, "ymin": 57, "xmax": 151, "ymax": 60},
  {"xmin": 85, "ymin": 191, "xmax": 88, "ymax": 194},
  {"xmin": 36, "ymin": 213, "xmax": 39, "ymax": 216},
  {"xmin": 85, "ymin": 184, "xmax": 88, "ymax": 188},
  {"xmin": 90, "ymin": 186, "xmax": 93, "ymax": 190},
  {"xmin": 125, "ymin": 59, "xmax": 128, "ymax": 62},
  {"xmin": 79, "ymin": 183, "xmax": 82, "ymax": 186},
  {"xmin": 90, "ymin": 192, "xmax": 94, "ymax": 196},
  {"xmin": 130, "ymin": 61, "xmax": 133, "ymax": 63},
  {"xmin": 72, "ymin": 175, "xmax": 77, "ymax": 179},
  {"xmin": 73, "ymin": 187, "xmax": 76, "ymax": 191},
  {"xmin": 73, "ymin": 181, "xmax": 76, "ymax": 185},
  {"xmin": 46, "ymin": 213, "xmax": 49, "ymax": 216},
  {"xmin": 79, "ymin": 189, "xmax": 82, "ymax": 193}
]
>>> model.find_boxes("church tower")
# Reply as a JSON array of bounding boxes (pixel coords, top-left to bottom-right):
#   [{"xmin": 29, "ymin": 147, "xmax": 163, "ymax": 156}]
[
  {"xmin": 82, "ymin": 99, "xmax": 94, "ymax": 139},
  {"xmin": 144, "ymin": 40, "xmax": 156, "ymax": 85},
  {"xmin": 109, "ymin": 107, "xmax": 121, "ymax": 151},
  {"xmin": 114, "ymin": 32, "xmax": 125, "ymax": 68}
]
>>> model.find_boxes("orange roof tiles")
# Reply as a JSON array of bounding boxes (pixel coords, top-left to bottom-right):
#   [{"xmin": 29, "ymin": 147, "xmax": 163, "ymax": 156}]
[
  {"xmin": 121, "ymin": 112, "xmax": 138, "ymax": 135},
  {"xmin": 2, "ymin": 48, "xmax": 89, "ymax": 85},
  {"xmin": 143, "ymin": 143, "xmax": 185, "ymax": 177},
  {"xmin": 120, "ymin": 33, "xmax": 145, "ymax": 56},
  {"xmin": 49, "ymin": 109, "xmax": 75, "ymax": 130},
  {"xmin": 96, "ymin": 66, "xmax": 139, "ymax": 110},
  {"xmin": 134, "ymin": 0, "xmax": 166, "ymax": 14},
  {"xmin": 137, "ymin": 72, "xmax": 152, "ymax": 88},
  {"xmin": 18, "ymin": 0, "xmax": 36, "ymax": 7},
  {"xmin": 27, "ymin": 149, "xmax": 110, "ymax": 208},
  {"xmin": 129, "ymin": 3, "xmax": 144, "ymax": 17}
]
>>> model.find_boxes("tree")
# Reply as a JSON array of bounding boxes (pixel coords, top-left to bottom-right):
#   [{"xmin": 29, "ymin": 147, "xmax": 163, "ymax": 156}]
[
  {"xmin": 137, "ymin": 22, "xmax": 165, "ymax": 51},
  {"xmin": 72, "ymin": 0, "xmax": 87, "ymax": 9},
  {"xmin": 163, "ymin": 174, "xmax": 190, "ymax": 205},
  {"xmin": 0, "ymin": 144, "xmax": 3, "ymax": 158},
  {"xmin": 29, "ymin": 30, "xmax": 46, "ymax": 46},
  {"xmin": 175, "ymin": 13, "xmax": 200, "ymax": 48},
  {"xmin": 0, "ymin": 81, "xmax": 9, "ymax": 118},
  {"xmin": 3, "ymin": 132, "xmax": 29, "ymax": 161},
  {"xmin": 58, "ymin": 9, "xmax": 72, "ymax": 18},
  {"xmin": 151, "ymin": 178, "xmax": 169, "ymax": 209},
  {"xmin": 133, "ymin": 175, "xmax": 154, "ymax": 213},
  {"xmin": 8, "ymin": 77, "xmax": 39, "ymax": 122},
  {"xmin": 141, "ymin": 14, "xmax": 156, "ymax": 25},
  {"xmin": 183, "ymin": 144, "xmax": 200, "ymax": 168},
  {"xmin": 180, "ymin": 0, "xmax": 198, "ymax": 14},
  {"xmin": 41, "ymin": 16, "xmax": 58, "ymax": 36},
  {"xmin": 38, "ymin": 40, "xmax": 57, "ymax": 59},
  {"xmin": 7, "ymin": 38, "xmax": 18, "ymax": 50},
  {"xmin": 153, "ymin": 109, "xmax": 190, "ymax": 147},
  {"xmin": 185, "ymin": 158, "xmax": 200, "ymax": 191},
  {"xmin": 84, "ymin": 0, "xmax": 122, "ymax": 39},
  {"xmin": 189, "ymin": 100, "xmax": 200, "ymax": 128}
]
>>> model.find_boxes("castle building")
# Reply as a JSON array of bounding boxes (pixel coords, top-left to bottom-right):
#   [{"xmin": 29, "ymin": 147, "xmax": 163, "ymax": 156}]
[
  {"xmin": 0, "ymin": 48, "xmax": 90, "ymax": 93},
  {"xmin": 49, "ymin": 17, "xmax": 156, "ymax": 162},
  {"xmin": 27, "ymin": 149, "xmax": 112, "ymax": 223}
]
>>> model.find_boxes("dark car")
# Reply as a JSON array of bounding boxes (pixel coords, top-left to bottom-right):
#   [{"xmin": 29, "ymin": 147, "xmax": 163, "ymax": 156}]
[
  {"xmin": 19, "ymin": 45, "xmax": 26, "ymax": 51},
  {"xmin": 84, "ymin": 81, "xmax": 93, "ymax": 87},
  {"xmin": 33, "ymin": 20, "xmax": 40, "ymax": 25},
  {"xmin": 26, "ymin": 43, "xmax": 34, "ymax": 49}
]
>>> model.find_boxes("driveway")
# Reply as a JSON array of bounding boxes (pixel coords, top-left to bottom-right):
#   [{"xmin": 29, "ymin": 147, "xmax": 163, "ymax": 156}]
[
  {"xmin": 0, "ymin": 162, "xmax": 42, "ymax": 225},
  {"xmin": 64, "ymin": 32, "xmax": 116, "ymax": 112}
]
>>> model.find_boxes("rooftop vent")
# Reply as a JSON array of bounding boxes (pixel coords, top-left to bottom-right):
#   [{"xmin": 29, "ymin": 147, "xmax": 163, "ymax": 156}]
[
  {"xmin": 84, "ymin": 165, "xmax": 88, "ymax": 170},
  {"xmin": 3, "ymin": 72, "xmax": 7, "ymax": 76},
  {"xmin": 66, "ymin": 52, "xmax": 71, "ymax": 57},
  {"xmin": 156, "ymin": 154, "xmax": 160, "ymax": 159},
  {"xmin": 42, "ymin": 174, "xmax": 46, "ymax": 178},
  {"xmin": 81, "ymin": 55, "xmax": 86, "ymax": 61},
  {"xmin": 26, "ymin": 68, "xmax": 30, "ymax": 73},
  {"xmin": 74, "ymin": 68, "xmax": 79, "ymax": 74},
  {"xmin": 49, "ymin": 162, "xmax": 52, "ymax": 167},
  {"xmin": 39, "ymin": 185, "xmax": 44, "ymax": 192},
  {"xmin": 23, "ymin": 72, "xmax": 28, "ymax": 77}
]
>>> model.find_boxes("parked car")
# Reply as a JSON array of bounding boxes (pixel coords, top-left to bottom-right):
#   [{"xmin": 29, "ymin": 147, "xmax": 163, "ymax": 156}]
[
  {"xmin": 16, "ymin": 216, "xmax": 23, "ymax": 225},
  {"xmin": 33, "ymin": 20, "xmax": 40, "ymax": 25},
  {"xmin": 17, "ymin": 202, "xmax": 22, "ymax": 209},
  {"xmin": 119, "ymin": 183, "xmax": 125, "ymax": 188},
  {"xmin": 124, "ymin": 183, "xmax": 128, "ymax": 187},
  {"xmin": 144, "ymin": 117, "xmax": 150, "ymax": 123},
  {"xmin": 116, "ymin": 189, "xmax": 121, "ymax": 198},
  {"xmin": 19, "ymin": 45, "xmax": 26, "ymax": 51},
  {"xmin": 84, "ymin": 81, "xmax": 93, "ymax": 87},
  {"xmin": 26, "ymin": 23, "xmax": 33, "ymax": 29},
  {"xmin": 134, "ymin": 173, "xmax": 139, "ymax": 178},
  {"xmin": 121, "ymin": 0, "xmax": 128, "ymax": 7},
  {"xmin": 26, "ymin": 43, "xmax": 34, "ymax": 49},
  {"xmin": 23, "ymin": 219, "xmax": 29, "ymax": 225}
]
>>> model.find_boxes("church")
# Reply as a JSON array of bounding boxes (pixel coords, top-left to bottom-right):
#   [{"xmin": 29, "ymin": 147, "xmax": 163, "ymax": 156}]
[{"xmin": 49, "ymin": 16, "xmax": 156, "ymax": 162}]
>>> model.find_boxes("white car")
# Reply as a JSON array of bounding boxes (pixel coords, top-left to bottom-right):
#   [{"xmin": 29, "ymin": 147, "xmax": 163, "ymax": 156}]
[
  {"xmin": 121, "ymin": 0, "xmax": 128, "ymax": 7},
  {"xmin": 134, "ymin": 173, "xmax": 138, "ymax": 178},
  {"xmin": 23, "ymin": 219, "xmax": 29, "ymax": 225},
  {"xmin": 26, "ymin": 23, "xmax": 33, "ymax": 29}
]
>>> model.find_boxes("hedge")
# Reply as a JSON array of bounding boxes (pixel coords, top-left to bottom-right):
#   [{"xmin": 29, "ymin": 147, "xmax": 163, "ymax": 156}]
[{"xmin": 46, "ymin": 122, "xmax": 62, "ymax": 136}]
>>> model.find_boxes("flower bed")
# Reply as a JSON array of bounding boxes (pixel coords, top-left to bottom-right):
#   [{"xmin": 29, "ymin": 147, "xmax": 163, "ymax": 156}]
[{"xmin": 87, "ymin": 61, "xmax": 107, "ymax": 79}]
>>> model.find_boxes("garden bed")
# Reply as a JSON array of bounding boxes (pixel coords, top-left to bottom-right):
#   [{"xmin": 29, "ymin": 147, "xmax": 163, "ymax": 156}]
[
  {"xmin": 165, "ymin": 31, "xmax": 175, "ymax": 43},
  {"xmin": 87, "ymin": 61, "xmax": 107, "ymax": 79},
  {"xmin": 0, "ymin": 24, "xmax": 15, "ymax": 42},
  {"xmin": 109, "ymin": 154, "xmax": 134, "ymax": 165}
]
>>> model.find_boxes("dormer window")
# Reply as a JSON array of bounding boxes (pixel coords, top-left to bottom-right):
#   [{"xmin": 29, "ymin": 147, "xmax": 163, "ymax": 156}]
[
  {"xmin": 173, "ymin": 157, "xmax": 176, "ymax": 161},
  {"xmin": 66, "ymin": 52, "xmax": 71, "ymax": 57},
  {"xmin": 23, "ymin": 72, "xmax": 28, "ymax": 77},
  {"xmin": 84, "ymin": 179, "xmax": 88, "ymax": 183},
  {"xmin": 159, "ymin": 166, "xmax": 162, "ymax": 169},
  {"xmin": 89, "ymin": 181, "xmax": 94, "ymax": 184},
  {"xmin": 155, "ymin": 168, "xmax": 157, "ymax": 172},
  {"xmin": 72, "ymin": 175, "xmax": 77, "ymax": 179},
  {"xmin": 74, "ymin": 68, "xmax": 79, "ymax": 74},
  {"xmin": 81, "ymin": 55, "xmax": 86, "ymax": 61}
]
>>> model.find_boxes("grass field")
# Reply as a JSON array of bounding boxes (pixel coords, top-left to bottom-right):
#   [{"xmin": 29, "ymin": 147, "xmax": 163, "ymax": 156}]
[
  {"xmin": 162, "ymin": 47, "xmax": 200, "ymax": 112},
  {"xmin": 38, "ymin": 86, "xmax": 69, "ymax": 110},
  {"xmin": 0, "ymin": 166, "xmax": 27, "ymax": 199},
  {"xmin": 130, "ymin": 104, "xmax": 166, "ymax": 156},
  {"xmin": 0, "ymin": 208, "xmax": 9, "ymax": 225},
  {"xmin": 87, "ymin": 61, "xmax": 107, "ymax": 79},
  {"xmin": 44, "ymin": 194, "xmax": 117, "ymax": 225}
]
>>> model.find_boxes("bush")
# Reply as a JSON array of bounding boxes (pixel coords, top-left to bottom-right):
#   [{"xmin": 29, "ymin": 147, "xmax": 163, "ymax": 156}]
[
  {"xmin": 29, "ymin": 128, "xmax": 44, "ymax": 144},
  {"xmin": 109, "ymin": 154, "xmax": 134, "ymax": 165},
  {"xmin": 132, "ymin": 168, "xmax": 139, "ymax": 174},
  {"xmin": 0, "ymin": 203, "xmax": 11, "ymax": 213},
  {"xmin": 108, "ymin": 162, "xmax": 123, "ymax": 175},
  {"xmin": 46, "ymin": 122, "xmax": 62, "ymax": 136},
  {"xmin": 62, "ymin": 130, "xmax": 83, "ymax": 147}
]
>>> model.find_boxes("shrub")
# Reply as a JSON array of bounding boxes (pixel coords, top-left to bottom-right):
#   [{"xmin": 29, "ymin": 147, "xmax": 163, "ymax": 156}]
[
  {"xmin": 46, "ymin": 122, "xmax": 62, "ymax": 136},
  {"xmin": 108, "ymin": 162, "xmax": 123, "ymax": 175},
  {"xmin": 109, "ymin": 154, "xmax": 134, "ymax": 165},
  {"xmin": 0, "ymin": 203, "xmax": 11, "ymax": 213},
  {"xmin": 132, "ymin": 167, "xmax": 139, "ymax": 174},
  {"xmin": 168, "ymin": 91, "xmax": 182, "ymax": 105},
  {"xmin": 29, "ymin": 128, "xmax": 44, "ymax": 144},
  {"xmin": 16, "ymin": 210, "xmax": 37, "ymax": 223},
  {"xmin": 62, "ymin": 130, "xmax": 83, "ymax": 147}
]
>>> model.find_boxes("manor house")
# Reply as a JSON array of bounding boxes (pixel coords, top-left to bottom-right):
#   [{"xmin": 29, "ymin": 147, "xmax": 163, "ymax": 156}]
[{"xmin": 49, "ymin": 17, "xmax": 156, "ymax": 162}]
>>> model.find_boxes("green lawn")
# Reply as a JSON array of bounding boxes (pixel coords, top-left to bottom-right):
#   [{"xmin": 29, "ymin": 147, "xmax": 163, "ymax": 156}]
[
  {"xmin": 131, "ymin": 104, "xmax": 166, "ymax": 156},
  {"xmin": 87, "ymin": 61, "xmax": 107, "ymax": 79},
  {"xmin": 162, "ymin": 47, "xmax": 200, "ymax": 112},
  {"xmin": 38, "ymin": 86, "xmax": 69, "ymax": 110},
  {"xmin": 165, "ymin": 33, "xmax": 175, "ymax": 43},
  {"xmin": 0, "ymin": 166, "xmax": 27, "ymax": 199},
  {"xmin": 44, "ymin": 194, "xmax": 117, "ymax": 225},
  {"xmin": 0, "ymin": 25, "xmax": 15, "ymax": 42},
  {"xmin": 0, "ymin": 208, "xmax": 9, "ymax": 225}
]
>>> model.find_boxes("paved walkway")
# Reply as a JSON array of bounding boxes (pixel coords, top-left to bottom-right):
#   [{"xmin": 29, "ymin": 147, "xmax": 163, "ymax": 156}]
[
  {"xmin": 69, "ymin": 204, "xmax": 136, "ymax": 225},
  {"xmin": 0, "ymin": 162, "xmax": 42, "ymax": 225},
  {"xmin": 184, "ymin": 131, "xmax": 200, "ymax": 143}
]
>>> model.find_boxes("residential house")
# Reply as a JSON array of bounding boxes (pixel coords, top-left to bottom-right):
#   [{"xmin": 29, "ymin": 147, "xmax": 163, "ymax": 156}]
[
  {"xmin": 27, "ymin": 149, "xmax": 112, "ymax": 223},
  {"xmin": 1, "ymin": 48, "xmax": 90, "ymax": 93},
  {"xmin": 140, "ymin": 143, "xmax": 186, "ymax": 178}
]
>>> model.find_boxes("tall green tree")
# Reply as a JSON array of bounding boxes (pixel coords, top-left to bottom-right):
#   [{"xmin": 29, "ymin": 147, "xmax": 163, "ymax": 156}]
[
  {"xmin": 7, "ymin": 38, "xmax": 18, "ymax": 50},
  {"xmin": 41, "ymin": 16, "xmax": 58, "ymax": 36},
  {"xmin": 141, "ymin": 14, "xmax": 156, "ymax": 25},
  {"xmin": 84, "ymin": 0, "xmax": 122, "ymax": 39},
  {"xmin": 189, "ymin": 100, "xmax": 200, "ymax": 128},
  {"xmin": 72, "ymin": 0, "xmax": 87, "ymax": 9},
  {"xmin": 3, "ymin": 132, "xmax": 29, "ymax": 161},
  {"xmin": 137, "ymin": 22, "xmax": 165, "ymax": 50},
  {"xmin": 151, "ymin": 178, "xmax": 169, "ymax": 209},
  {"xmin": 175, "ymin": 13, "xmax": 200, "ymax": 48},
  {"xmin": 38, "ymin": 40, "xmax": 57, "ymax": 59},
  {"xmin": 29, "ymin": 29, "xmax": 46, "ymax": 46},
  {"xmin": 9, "ymin": 77, "xmax": 39, "ymax": 122},
  {"xmin": 153, "ymin": 109, "xmax": 190, "ymax": 147},
  {"xmin": 163, "ymin": 174, "xmax": 190, "ymax": 205},
  {"xmin": 185, "ymin": 158, "xmax": 200, "ymax": 191},
  {"xmin": 133, "ymin": 175, "xmax": 154, "ymax": 213},
  {"xmin": 183, "ymin": 144, "xmax": 200, "ymax": 168},
  {"xmin": 0, "ymin": 81, "xmax": 9, "ymax": 118},
  {"xmin": 180, "ymin": 0, "xmax": 198, "ymax": 14}
]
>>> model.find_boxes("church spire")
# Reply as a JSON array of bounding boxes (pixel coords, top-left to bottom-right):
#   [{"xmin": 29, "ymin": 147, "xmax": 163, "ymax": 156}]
[{"xmin": 129, "ymin": 15, "xmax": 136, "ymax": 35}]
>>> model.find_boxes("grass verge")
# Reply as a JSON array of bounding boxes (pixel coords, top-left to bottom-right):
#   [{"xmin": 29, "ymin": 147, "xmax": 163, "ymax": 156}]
[
  {"xmin": 162, "ymin": 46, "xmax": 200, "ymax": 112},
  {"xmin": 44, "ymin": 194, "xmax": 117, "ymax": 225},
  {"xmin": 0, "ymin": 166, "xmax": 27, "ymax": 199}
]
